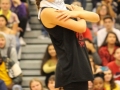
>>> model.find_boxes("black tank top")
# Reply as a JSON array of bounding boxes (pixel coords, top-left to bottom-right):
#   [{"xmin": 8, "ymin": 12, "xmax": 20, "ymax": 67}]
[{"xmin": 40, "ymin": 8, "xmax": 93, "ymax": 88}]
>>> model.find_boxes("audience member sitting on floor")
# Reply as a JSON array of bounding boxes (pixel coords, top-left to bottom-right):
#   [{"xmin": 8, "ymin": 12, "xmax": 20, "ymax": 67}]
[
  {"xmin": 0, "ymin": 80, "xmax": 7, "ymax": 90},
  {"xmin": 93, "ymin": 72, "xmax": 106, "ymax": 90},
  {"xmin": 107, "ymin": 48, "xmax": 120, "ymax": 81},
  {"xmin": 41, "ymin": 44, "xmax": 57, "ymax": 87},
  {"xmin": 97, "ymin": 15, "xmax": 120, "ymax": 47},
  {"xmin": 98, "ymin": 31, "xmax": 120, "ymax": 66},
  {"xmin": 85, "ymin": 38, "xmax": 102, "ymax": 65},
  {"xmin": 11, "ymin": 0, "xmax": 28, "ymax": 46},
  {"xmin": 29, "ymin": 78, "xmax": 44, "ymax": 90}
]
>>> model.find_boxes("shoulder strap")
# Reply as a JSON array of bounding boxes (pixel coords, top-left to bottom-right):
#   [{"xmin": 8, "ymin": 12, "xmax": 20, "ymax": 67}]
[{"xmin": 7, "ymin": 47, "xmax": 12, "ymax": 58}]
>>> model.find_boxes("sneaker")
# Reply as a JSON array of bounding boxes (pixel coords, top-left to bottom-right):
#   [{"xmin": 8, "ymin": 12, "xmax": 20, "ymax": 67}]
[
  {"xmin": 26, "ymin": 22, "xmax": 31, "ymax": 31},
  {"xmin": 20, "ymin": 37, "xmax": 26, "ymax": 46}
]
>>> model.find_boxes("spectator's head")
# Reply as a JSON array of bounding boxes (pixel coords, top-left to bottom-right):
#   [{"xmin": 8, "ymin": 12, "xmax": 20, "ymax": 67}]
[
  {"xmin": 114, "ymin": 48, "xmax": 120, "ymax": 61},
  {"xmin": 93, "ymin": 73, "xmax": 105, "ymax": 90},
  {"xmin": 48, "ymin": 75, "xmax": 56, "ymax": 90},
  {"xmin": 103, "ymin": 67, "xmax": 117, "ymax": 90},
  {"xmin": 71, "ymin": 0, "xmax": 82, "ymax": 7},
  {"xmin": 0, "ymin": 0, "xmax": 11, "ymax": 11},
  {"xmin": 101, "ymin": 32, "xmax": 120, "ymax": 47},
  {"xmin": 48, "ymin": 75, "xmax": 60, "ymax": 90},
  {"xmin": 103, "ymin": 15, "xmax": 114, "ymax": 30},
  {"xmin": 0, "ymin": 33, "xmax": 6, "ymax": 49},
  {"xmin": 41, "ymin": 44, "xmax": 57, "ymax": 75},
  {"xmin": 0, "ymin": 15, "xmax": 8, "ymax": 28},
  {"xmin": 96, "ymin": 5, "xmax": 109, "ymax": 17},
  {"xmin": 29, "ymin": 78, "xmax": 43, "ymax": 90}
]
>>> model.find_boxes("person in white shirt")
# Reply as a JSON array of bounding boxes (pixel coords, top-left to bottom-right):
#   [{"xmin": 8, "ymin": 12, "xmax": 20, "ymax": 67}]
[{"xmin": 97, "ymin": 15, "xmax": 120, "ymax": 47}]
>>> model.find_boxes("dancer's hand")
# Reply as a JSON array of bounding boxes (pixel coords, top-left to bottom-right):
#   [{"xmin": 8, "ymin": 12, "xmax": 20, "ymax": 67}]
[{"xmin": 56, "ymin": 10, "xmax": 79, "ymax": 21}]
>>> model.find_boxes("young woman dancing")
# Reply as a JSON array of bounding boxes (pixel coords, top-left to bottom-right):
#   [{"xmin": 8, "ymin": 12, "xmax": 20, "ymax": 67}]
[{"xmin": 36, "ymin": 0, "xmax": 99, "ymax": 90}]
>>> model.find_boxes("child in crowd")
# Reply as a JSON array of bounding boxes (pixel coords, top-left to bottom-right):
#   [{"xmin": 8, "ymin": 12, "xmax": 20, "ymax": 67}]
[
  {"xmin": 48, "ymin": 75, "xmax": 63, "ymax": 90},
  {"xmin": 29, "ymin": 78, "xmax": 44, "ymax": 90},
  {"xmin": 93, "ymin": 73, "xmax": 106, "ymax": 90}
]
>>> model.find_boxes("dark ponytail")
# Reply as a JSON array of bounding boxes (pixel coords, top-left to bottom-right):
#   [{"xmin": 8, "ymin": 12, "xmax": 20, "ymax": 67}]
[{"xmin": 35, "ymin": 0, "xmax": 42, "ymax": 9}]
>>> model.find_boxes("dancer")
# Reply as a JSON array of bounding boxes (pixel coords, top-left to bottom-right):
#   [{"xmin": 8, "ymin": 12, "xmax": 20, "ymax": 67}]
[{"xmin": 36, "ymin": 0, "xmax": 99, "ymax": 90}]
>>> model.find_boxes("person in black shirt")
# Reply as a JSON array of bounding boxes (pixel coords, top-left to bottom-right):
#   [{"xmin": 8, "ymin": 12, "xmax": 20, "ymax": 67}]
[{"xmin": 35, "ymin": 0, "xmax": 99, "ymax": 90}]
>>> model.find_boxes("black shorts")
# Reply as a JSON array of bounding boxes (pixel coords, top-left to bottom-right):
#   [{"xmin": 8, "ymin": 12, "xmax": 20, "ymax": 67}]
[{"xmin": 63, "ymin": 81, "xmax": 88, "ymax": 90}]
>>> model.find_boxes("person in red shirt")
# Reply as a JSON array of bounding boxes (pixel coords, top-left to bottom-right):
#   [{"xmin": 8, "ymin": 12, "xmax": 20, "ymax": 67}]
[
  {"xmin": 83, "ymin": 28, "xmax": 93, "ymax": 41},
  {"xmin": 107, "ymin": 48, "xmax": 120, "ymax": 81},
  {"xmin": 98, "ymin": 31, "xmax": 120, "ymax": 66}
]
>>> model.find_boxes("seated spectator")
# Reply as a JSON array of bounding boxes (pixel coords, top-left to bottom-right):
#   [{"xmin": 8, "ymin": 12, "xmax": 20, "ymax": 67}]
[
  {"xmin": 103, "ymin": 67, "xmax": 120, "ymax": 90},
  {"xmin": 11, "ymin": 0, "xmax": 28, "ymax": 45},
  {"xmin": 0, "ymin": 33, "xmax": 22, "ymax": 90},
  {"xmin": 93, "ymin": 73, "xmax": 106, "ymax": 90},
  {"xmin": 48, "ymin": 75, "xmax": 61, "ymax": 90},
  {"xmin": 107, "ymin": 48, "xmax": 120, "ymax": 81},
  {"xmin": 0, "ymin": 32, "xmax": 19, "ymax": 63},
  {"xmin": 41, "ymin": 44, "xmax": 57, "ymax": 87},
  {"xmin": 97, "ymin": 15, "xmax": 120, "ymax": 47},
  {"xmin": 93, "ymin": 0, "xmax": 117, "ymax": 15},
  {"xmin": 0, "ymin": 0, "xmax": 20, "ymax": 34},
  {"xmin": 0, "ymin": 0, "xmax": 21, "ymax": 53},
  {"xmin": 89, "ymin": 55, "xmax": 101, "ymax": 74},
  {"xmin": 92, "ymin": 4, "xmax": 115, "ymax": 39},
  {"xmin": 0, "ymin": 80, "xmax": 7, "ymax": 90},
  {"xmin": 29, "ymin": 78, "xmax": 44, "ymax": 90},
  {"xmin": 85, "ymin": 38, "xmax": 102, "ymax": 65},
  {"xmin": 98, "ymin": 32, "xmax": 120, "ymax": 66},
  {"xmin": 0, "ymin": 15, "xmax": 16, "ymax": 47}
]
